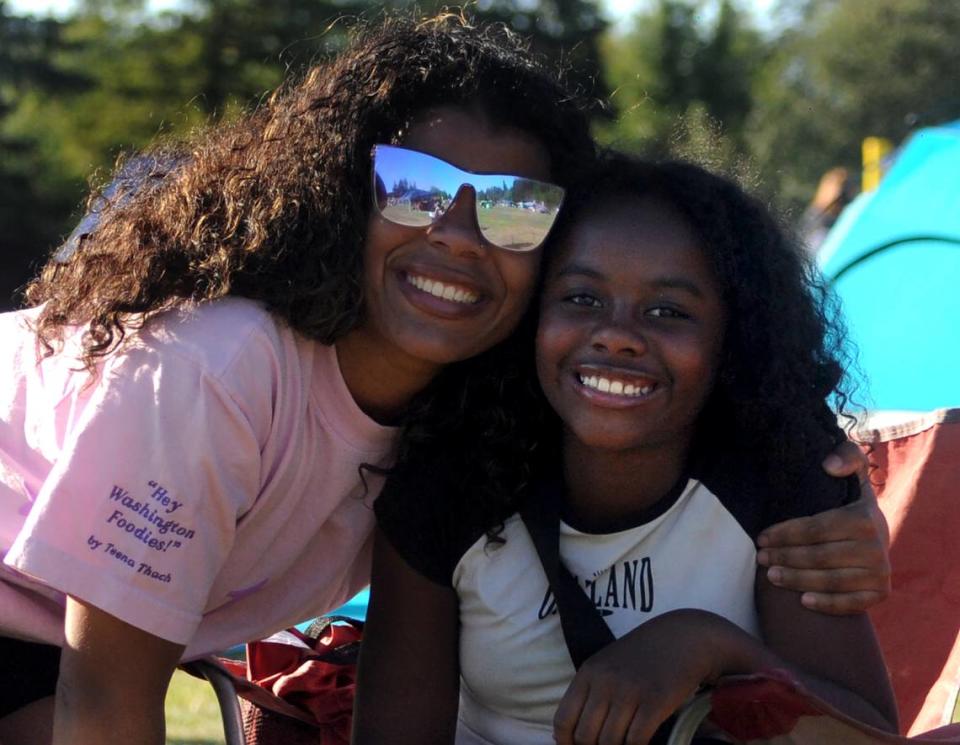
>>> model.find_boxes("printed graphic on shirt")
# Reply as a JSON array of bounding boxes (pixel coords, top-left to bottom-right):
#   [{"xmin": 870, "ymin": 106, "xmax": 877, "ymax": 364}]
[
  {"xmin": 449, "ymin": 482, "xmax": 762, "ymax": 744},
  {"xmin": 537, "ymin": 558, "xmax": 654, "ymax": 618},
  {"xmin": 85, "ymin": 479, "xmax": 196, "ymax": 584}
]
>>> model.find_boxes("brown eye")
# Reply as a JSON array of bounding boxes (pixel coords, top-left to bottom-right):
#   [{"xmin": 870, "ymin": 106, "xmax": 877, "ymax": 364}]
[
  {"xmin": 566, "ymin": 293, "xmax": 602, "ymax": 308},
  {"xmin": 648, "ymin": 306, "xmax": 688, "ymax": 319}
]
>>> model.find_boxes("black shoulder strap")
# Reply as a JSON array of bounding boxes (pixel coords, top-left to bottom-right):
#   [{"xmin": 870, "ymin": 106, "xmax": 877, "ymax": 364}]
[{"xmin": 520, "ymin": 481, "xmax": 615, "ymax": 669}]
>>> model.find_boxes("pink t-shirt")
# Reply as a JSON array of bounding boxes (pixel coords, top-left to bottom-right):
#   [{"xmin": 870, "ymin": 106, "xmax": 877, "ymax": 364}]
[{"xmin": 0, "ymin": 298, "xmax": 396, "ymax": 658}]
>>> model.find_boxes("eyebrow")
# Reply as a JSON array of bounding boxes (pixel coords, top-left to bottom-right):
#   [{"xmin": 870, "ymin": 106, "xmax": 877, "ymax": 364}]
[{"xmin": 552, "ymin": 263, "xmax": 706, "ymax": 298}]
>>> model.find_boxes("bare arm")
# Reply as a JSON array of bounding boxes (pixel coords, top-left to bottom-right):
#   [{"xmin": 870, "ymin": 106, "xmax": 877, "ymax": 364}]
[
  {"xmin": 54, "ymin": 596, "xmax": 184, "ymax": 745},
  {"xmin": 352, "ymin": 528, "xmax": 461, "ymax": 745},
  {"xmin": 755, "ymin": 566, "xmax": 898, "ymax": 731},
  {"xmin": 554, "ymin": 568, "xmax": 897, "ymax": 744},
  {"xmin": 757, "ymin": 440, "xmax": 891, "ymax": 614}
]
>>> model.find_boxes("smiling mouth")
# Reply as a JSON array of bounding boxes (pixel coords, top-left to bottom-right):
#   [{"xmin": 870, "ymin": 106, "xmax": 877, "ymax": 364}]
[
  {"xmin": 405, "ymin": 272, "xmax": 481, "ymax": 305},
  {"xmin": 577, "ymin": 373, "xmax": 657, "ymax": 398}
]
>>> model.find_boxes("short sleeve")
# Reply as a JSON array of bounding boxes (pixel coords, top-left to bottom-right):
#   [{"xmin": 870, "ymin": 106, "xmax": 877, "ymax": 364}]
[
  {"xmin": 7, "ymin": 340, "xmax": 263, "ymax": 645},
  {"xmin": 763, "ymin": 415, "xmax": 861, "ymax": 527},
  {"xmin": 696, "ymin": 418, "xmax": 860, "ymax": 540},
  {"xmin": 374, "ymin": 471, "xmax": 456, "ymax": 587}
]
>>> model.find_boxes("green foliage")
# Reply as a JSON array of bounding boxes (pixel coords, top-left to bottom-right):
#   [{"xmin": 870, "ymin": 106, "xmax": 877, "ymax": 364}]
[
  {"xmin": 3, "ymin": 0, "xmax": 960, "ymax": 309},
  {"xmin": 0, "ymin": 0, "xmax": 609, "ymax": 309},
  {"xmin": 599, "ymin": 0, "xmax": 765, "ymax": 164},
  {"xmin": 0, "ymin": 2, "xmax": 87, "ymax": 306},
  {"xmin": 747, "ymin": 0, "xmax": 960, "ymax": 208}
]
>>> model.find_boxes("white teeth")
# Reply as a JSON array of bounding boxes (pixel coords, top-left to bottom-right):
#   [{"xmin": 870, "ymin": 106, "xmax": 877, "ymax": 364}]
[
  {"xmin": 406, "ymin": 274, "xmax": 479, "ymax": 304},
  {"xmin": 578, "ymin": 374, "xmax": 655, "ymax": 398}
]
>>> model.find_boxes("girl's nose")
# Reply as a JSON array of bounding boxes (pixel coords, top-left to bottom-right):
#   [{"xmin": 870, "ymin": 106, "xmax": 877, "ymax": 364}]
[
  {"xmin": 591, "ymin": 317, "xmax": 647, "ymax": 356},
  {"xmin": 424, "ymin": 184, "xmax": 486, "ymax": 258}
]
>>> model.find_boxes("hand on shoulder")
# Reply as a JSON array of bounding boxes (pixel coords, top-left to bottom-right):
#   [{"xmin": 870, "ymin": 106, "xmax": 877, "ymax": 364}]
[{"xmin": 757, "ymin": 441, "xmax": 891, "ymax": 615}]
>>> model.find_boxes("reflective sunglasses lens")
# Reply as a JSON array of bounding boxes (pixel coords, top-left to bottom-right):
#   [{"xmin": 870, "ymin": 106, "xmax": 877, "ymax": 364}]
[
  {"xmin": 472, "ymin": 175, "xmax": 564, "ymax": 250},
  {"xmin": 373, "ymin": 146, "xmax": 563, "ymax": 250},
  {"xmin": 374, "ymin": 145, "xmax": 454, "ymax": 228}
]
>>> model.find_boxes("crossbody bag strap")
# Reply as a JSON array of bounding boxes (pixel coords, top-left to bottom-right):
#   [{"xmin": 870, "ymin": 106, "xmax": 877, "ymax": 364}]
[{"xmin": 519, "ymin": 482, "xmax": 615, "ymax": 669}]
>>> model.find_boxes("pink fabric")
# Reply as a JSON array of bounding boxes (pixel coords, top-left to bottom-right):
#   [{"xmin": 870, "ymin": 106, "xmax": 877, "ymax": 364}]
[{"xmin": 1, "ymin": 299, "xmax": 395, "ymax": 656}]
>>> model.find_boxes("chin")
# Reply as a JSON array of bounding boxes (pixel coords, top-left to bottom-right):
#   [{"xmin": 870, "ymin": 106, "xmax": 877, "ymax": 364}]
[
  {"xmin": 406, "ymin": 338, "xmax": 490, "ymax": 366},
  {"xmin": 570, "ymin": 427, "xmax": 651, "ymax": 453}
]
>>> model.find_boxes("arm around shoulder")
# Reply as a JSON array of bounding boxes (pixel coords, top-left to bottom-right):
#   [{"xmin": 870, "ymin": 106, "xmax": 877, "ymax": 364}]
[
  {"xmin": 54, "ymin": 596, "xmax": 185, "ymax": 745},
  {"xmin": 757, "ymin": 441, "xmax": 891, "ymax": 614},
  {"xmin": 352, "ymin": 527, "xmax": 460, "ymax": 745}
]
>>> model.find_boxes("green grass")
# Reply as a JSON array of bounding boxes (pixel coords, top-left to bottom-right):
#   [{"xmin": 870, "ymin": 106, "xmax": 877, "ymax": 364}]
[
  {"xmin": 165, "ymin": 669, "xmax": 226, "ymax": 745},
  {"xmin": 381, "ymin": 203, "xmax": 555, "ymax": 249}
]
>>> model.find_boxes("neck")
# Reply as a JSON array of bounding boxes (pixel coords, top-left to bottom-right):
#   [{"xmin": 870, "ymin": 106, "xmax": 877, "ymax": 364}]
[
  {"xmin": 562, "ymin": 434, "xmax": 691, "ymax": 533},
  {"xmin": 335, "ymin": 326, "xmax": 442, "ymax": 425}
]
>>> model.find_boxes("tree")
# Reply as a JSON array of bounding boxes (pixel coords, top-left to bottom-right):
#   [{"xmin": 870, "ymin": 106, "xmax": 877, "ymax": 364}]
[
  {"xmin": 747, "ymin": 0, "xmax": 960, "ymax": 210},
  {"xmin": 0, "ymin": 1, "xmax": 92, "ymax": 308},
  {"xmin": 0, "ymin": 0, "xmax": 610, "ymax": 309},
  {"xmin": 599, "ymin": 0, "xmax": 765, "ymax": 164}
]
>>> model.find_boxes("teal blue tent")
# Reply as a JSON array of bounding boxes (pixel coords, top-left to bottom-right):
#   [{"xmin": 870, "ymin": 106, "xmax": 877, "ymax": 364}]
[{"xmin": 818, "ymin": 121, "xmax": 960, "ymax": 412}]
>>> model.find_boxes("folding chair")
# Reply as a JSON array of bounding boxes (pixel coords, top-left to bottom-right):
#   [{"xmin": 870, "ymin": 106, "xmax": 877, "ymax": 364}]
[
  {"xmin": 667, "ymin": 409, "xmax": 960, "ymax": 744},
  {"xmin": 182, "ymin": 658, "xmax": 246, "ymax": 745}
]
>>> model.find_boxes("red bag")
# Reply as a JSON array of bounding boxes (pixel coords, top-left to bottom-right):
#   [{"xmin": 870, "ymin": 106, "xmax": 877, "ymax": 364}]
[{"xmin": 214, "ymin": 616, "xmax": 363, "ymax": 745}]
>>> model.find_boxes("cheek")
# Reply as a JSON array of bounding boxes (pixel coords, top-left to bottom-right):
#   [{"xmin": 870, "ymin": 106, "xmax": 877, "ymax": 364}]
[
  {"xmin": 360, "ymin": 219, "xmax": 388, "ymax": 284},
  {"xmin": 497, "ymin": 252, "xmax": 542, "ymax": 319},
  {"xmin": 675, "ymin": 336, "xmax": 725, "ymax": 403},
  {"xmin": 361, "ymin": 218, "xmax": 415, "ymax": 296},
  {"xmin": 363, "ymin": 213, "xmax": 397, "ymax": 252},
  {"xmin": 534, "ymin": 313, "xmax": 575, "ymax": 386}
]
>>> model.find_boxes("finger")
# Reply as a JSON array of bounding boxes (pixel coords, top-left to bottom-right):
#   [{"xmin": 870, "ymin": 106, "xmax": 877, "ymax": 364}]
[
  {"xmin": 766, "ymin": 565, "xmax": 888, "ymax": 594},
  {"xmin": 857, "ymin": 475, "xmax": 879, "ymax": 503},
  {"xmin": 624, "ymin": 706, "xmax": 662, "ymax": 745},
  {"xmin": 822, "ymin": 440, "xmax": 869, "ymax": 480},
  {"xmin": 554, "ymin": 680, "xmax": 591, "ymax": 745},
  {"xmin": 596, "ymin": 696, "xmax": 639, "ymax": 745},
  {"xmin": 800, "ymin": 589, "xmax": 889, "ymax": 615},
  {"xmin": 571, "ymin": 691, "xmax": 610, "ymax": 745},
  {"xmin": 758, "ymin": 536, "xmax": 887, "ymax": 570},
  {"xmin": 757, "ymin": 505, "xmax": 873, "ymax": 549}
]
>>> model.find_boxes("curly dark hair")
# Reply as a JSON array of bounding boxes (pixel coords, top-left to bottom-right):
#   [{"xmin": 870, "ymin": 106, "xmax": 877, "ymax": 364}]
[
  {"xmin": 24, "ymin": 11, "xmax": 593, "ymax": 368},
  {"xmin": 560, "ymin": 154, "xmax": 860, "ymax": 503},
  {"xmin": 386, "ymin": 150, "xmax": 861, "ymax": 539}
]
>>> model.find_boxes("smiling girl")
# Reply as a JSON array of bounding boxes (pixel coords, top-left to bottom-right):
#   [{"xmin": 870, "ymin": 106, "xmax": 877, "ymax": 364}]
[
  {"xmin": 357, "ymin": 152, "xmax": 897, "ymax": 745},
  {"xmin": 0, "ymin": 15, "xmax": 593, "ymax": 745}
]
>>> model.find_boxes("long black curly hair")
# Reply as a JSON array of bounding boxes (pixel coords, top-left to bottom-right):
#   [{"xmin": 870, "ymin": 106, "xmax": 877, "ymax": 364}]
[
  {"xmin": 566, "ymin": 154, "xmax": 860, "ymax": 508},
  {"xmin": 24, "ymin": 12, "xmax": 593, "ymax": 368},
  {"xmin": 385, "ymin": 150, "xmax": 861, "ymax": 538}
]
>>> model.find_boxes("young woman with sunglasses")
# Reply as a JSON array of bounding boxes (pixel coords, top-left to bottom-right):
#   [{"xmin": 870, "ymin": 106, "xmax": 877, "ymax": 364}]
[{"xmin": 0, "ymin": 12, "xmax": 885, "ymax": 745}]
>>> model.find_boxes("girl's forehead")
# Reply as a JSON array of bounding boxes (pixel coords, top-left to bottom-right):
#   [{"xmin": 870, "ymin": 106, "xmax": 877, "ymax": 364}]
[
  {"xmin": 400, "ymin": 106, "xmax": 552, "ymax": 180},
  {"xmin": 553, "ymin": 195, "xmax": 700, "ymax": 262}
]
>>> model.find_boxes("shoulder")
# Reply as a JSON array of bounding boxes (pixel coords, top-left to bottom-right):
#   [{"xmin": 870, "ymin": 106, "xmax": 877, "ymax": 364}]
[
  {"xmin": 695, "ymin": 447, "xmax": 856, "ymax": 539},
  {"xmin": 118, "ymin": 298, "xmax": 317, "ymax": 420},
  {"xmin": 132, "ymin": 298, "xmax": 293, "ymax": 378},
  {"xmin": 375, "ymin": 465, "xmax": 504, "ymax": 587},
  {"xmin": 26, "ymin": 298, "xmax": 321, "ymax": 455}
]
